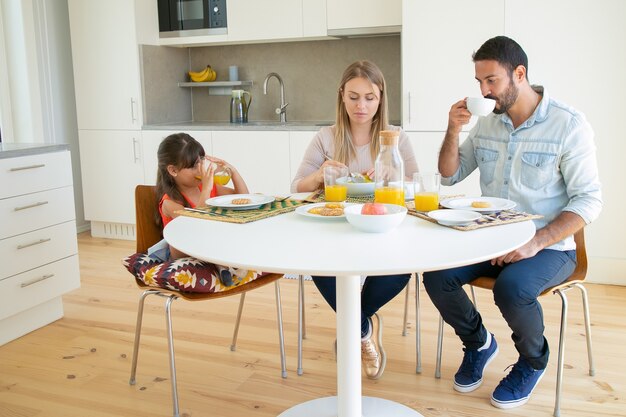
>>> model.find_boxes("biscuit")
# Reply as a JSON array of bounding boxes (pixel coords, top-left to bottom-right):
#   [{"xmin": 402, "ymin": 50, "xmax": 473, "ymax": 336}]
[
  {"xmin": 308, "ymin": 205, "xmax": 344, "ymax": 216},
  {"xmin": 232, "ymin": 198, "xmax": 251, "ymax": 205},
  {"xmin": 471, "ymin": 201, "xmax": 491, "ymax": 208}
]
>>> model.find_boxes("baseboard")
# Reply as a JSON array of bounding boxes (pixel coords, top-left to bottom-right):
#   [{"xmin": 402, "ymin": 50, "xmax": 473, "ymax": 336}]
[{"xmin": 90, "ymin": 221, "xmax": 136, "ymax": 241}]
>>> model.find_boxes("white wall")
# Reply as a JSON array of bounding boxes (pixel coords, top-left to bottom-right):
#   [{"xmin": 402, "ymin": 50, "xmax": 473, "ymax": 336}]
[{"xmin": 504, "ymin": 0, "xmax": 626, "ymax": 284}]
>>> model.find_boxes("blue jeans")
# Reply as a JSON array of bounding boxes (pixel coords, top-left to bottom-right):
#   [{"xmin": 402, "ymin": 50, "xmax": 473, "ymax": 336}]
[
  {"xmin": 423, "ymin": 249, "xmax": 576, "ymax": 370},
  {"xmin": 312, "ymin": 274, "xmax": 411, "ymax": 338}
]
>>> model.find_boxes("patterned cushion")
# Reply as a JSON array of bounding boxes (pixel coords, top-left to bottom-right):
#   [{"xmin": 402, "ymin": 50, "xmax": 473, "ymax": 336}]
[{"xmin": 122, "ymin": 253, "xmax": 266, "ymax": 294}]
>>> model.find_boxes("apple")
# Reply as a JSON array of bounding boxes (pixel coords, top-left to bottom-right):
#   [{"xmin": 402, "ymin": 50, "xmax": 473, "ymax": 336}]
[{"xmin": 361, "ymin": 202, "xmax": 387, "ymax": 215}]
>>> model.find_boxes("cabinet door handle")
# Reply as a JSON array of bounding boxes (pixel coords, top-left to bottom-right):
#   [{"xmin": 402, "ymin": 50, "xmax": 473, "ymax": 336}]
[
  {"xmin": 21, "ymin": 274, "xmax": 55, "ymax": 288},
  {"xmin": 408, "ymin": 91, "xmax": 412, "ymax": 125},
  {"xmin": 132, "ymin": 137, "xmax": 140, "ymax": 163},
  {"xmin": 17, "ymin": 238, "xmax": 51, "ymax": 250},
  {"xmin": 14, "ymin": 201, "xmax": 49, "ymax": 211},
  {"xmin": 10, "ymin": 163, "xmax": 46, "ymax": 172},
  {"xmin": 130, "ymin": 98, "xmax": 137, "ymax": 124}
]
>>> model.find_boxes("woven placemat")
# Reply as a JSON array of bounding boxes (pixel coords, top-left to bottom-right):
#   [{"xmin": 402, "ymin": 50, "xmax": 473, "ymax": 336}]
[
  {"xmin": 175, "ymin": 199, "xmax": 307, "ymax": 224},
  {"xmin": 304, "ymin": 190, "xmax": 374, "ymax": 204},
  {"xmin": 406, "ymin": 201, "xmax": 542, "ymax": 231}
]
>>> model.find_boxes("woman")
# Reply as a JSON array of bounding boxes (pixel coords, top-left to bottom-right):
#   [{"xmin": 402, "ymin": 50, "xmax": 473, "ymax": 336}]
[{"xmin": 291, "ymin": 60, "xmax": 418, "ymax": 380}]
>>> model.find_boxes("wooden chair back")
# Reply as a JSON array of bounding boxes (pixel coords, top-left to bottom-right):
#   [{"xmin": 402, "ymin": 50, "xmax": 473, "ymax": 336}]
[
  {"xmin": 471, "ymin": 229, "xmax": 587, "ymax": 295},
  {"xmin": 135, "ymin": 185, "xmax": 162, "ymax": 254}
]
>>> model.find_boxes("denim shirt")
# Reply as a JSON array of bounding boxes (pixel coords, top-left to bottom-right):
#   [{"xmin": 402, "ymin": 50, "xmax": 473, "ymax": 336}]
[{"xmin": 443, "ymin": 87, "xmax": 602, "ymax": 251}]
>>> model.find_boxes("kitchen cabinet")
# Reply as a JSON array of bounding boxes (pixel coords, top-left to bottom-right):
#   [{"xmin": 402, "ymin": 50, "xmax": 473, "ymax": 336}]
[
  {"xmin": 142, "ymin": 130, "xmax": 213, "ymax": 185},
  {"xmin": 212, "ymin": 131, "xmax": 291, "ymax": 196},
  {"xmin": 227, "ymin": 0, "xmax": 303, "ymax": 42},
  {"xmin": 160, "ymin": 0, "xmax": 327, "ymax": 47},
  {"xmin": 402, "ymin": 0, "xmax": 503, "ymax": 131},
  {"xmin": 78, "ymin": 130, "xmax": 144, "ymax": 227},
  {"xmin": 327, "ymin": 0, "xmax": 401, "ymax": 35},
  {"xmin": 68, "ymin": 0, "xmax": 145, "ymax": 130},
  {"xmin": 288, "ymin": 131, "xmax": 317, "ymax": 187},
  {"xmin": 406, "ymin": 131, "xmax": 480, "ymax": 197},
  {"xmin": 0, "ymin": 150, "xmax": 80, "ymax": 346}
]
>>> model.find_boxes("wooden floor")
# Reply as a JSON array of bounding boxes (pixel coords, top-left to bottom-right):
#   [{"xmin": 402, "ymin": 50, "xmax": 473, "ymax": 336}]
[{"xmin": 1, "ymin": 233, "xmax": 625, "ymax": 417}]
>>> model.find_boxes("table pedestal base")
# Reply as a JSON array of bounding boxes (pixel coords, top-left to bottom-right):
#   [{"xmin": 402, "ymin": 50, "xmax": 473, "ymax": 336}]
[{"xmin": 277, "ymin": 396, "xmax": 423, "ymax": 417}]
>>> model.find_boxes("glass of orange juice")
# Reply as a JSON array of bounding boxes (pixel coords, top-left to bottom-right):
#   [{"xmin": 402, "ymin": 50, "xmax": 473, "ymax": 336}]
[
  {"xmin": 214, "ymin": 165, "xmax": 232, "ymax": 185},
  {"xmin": 324, "ymin": 166, "xmax": 348, "ymax": 202},
  {"xmin": 374, "ymin": 186, "xmax": 405, "ymax": 206},
  {"xmin": 413, "ymin": 172, "xmax": 441, "ymax": 212}
]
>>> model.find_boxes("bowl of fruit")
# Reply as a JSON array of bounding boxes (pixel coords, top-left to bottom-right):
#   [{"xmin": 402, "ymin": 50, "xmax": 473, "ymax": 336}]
[{"xmin": 344, "ymin": 203, "xmax": 407, "ymax": 233}]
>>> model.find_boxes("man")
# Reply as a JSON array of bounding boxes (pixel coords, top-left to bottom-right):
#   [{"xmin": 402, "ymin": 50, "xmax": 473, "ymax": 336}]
[{"xmin": 423, "ymin": 36, "xmax": 602, "ymax": 409}]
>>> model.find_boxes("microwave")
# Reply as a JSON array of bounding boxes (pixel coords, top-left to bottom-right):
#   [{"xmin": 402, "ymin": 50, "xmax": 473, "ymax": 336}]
[{"xmin": 158, "ymin": 0, "xmax": 227, "ymax": 38}]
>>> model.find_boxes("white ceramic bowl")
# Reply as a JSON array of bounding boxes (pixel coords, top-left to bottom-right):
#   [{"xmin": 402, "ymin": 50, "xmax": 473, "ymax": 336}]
[
  {"xmin": 344, "ymin": 204, "xmax": 407, "ymax": 233},
  {"xmin": 336, "ymin": 176, "xmax": 375, "ymax": 196},
  {"xmin": 427, "ymin": 209, "xmax": 481, "ymax": 226},
  {"xmin": 466, "ymin": 97, "xmax": 496, "ymax": 116}
]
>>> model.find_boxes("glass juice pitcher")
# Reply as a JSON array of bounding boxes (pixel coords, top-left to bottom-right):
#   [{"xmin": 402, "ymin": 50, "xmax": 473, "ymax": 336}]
[
  {"xmin": 230, "ymin": 89, "xmax": 251, "ymax": 123},
  {"xmin": 374, "ymin": 130, "xmax": 405, "ymax": 206}
]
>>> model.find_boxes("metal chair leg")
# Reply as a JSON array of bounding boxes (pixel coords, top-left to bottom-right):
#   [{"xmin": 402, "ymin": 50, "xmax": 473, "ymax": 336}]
[
  {"xmin": 554, "ymin": 289, "xmax": 569, "ymax": 417},
  {"xmin": 574, "ymin": 283, "xmax": 595, "ymax": 376},
  {"xmin": 415, "ymin": 273, "xmax": 422, "ymax": 374},
  {"xmin": 297, "ymin": 275, "xmax": 304, "ymax": 376},
  {"xmin": 435, "ymin": 314, "xmax": 444, "ymax": 379},
  {"xmin": 230, "ymin": 293, "xmax": 246, "ymax": 351},
  {"xmin": 470, "ymin": 285, "xmax": 477, "ymax": 307},
  {"xmin": 274, "ymin": 281, "xmax": 287, "ymax": 378},
  {"xmin": 164, "ymin": 295, "xmax": 181, "ymax": 417},
  {"xmin": 402, "ymin": 276, "xmax": 411, "ymax": 336},
  {"xmin": 300, "ymin": 275, "xmax": 306, "ymax": 340},
  {"xmin": 129, "ymin": 289, "xmax": 161, "ymax": 385}
]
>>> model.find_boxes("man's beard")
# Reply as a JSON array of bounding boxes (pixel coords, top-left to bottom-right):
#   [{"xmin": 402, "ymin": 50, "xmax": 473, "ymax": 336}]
[{"xmin": 487, "ymin": 80, "xmax": 518, "ymax": 115}]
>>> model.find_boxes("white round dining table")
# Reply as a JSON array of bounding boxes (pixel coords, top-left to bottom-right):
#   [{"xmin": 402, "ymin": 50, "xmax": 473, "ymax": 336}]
[{"xmin": 164, "ymin": 208, "xmax": 535, "ymax": 417}]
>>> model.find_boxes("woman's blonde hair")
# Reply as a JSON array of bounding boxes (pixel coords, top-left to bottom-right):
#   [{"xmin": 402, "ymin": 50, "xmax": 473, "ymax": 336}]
[{"xmin": 334, "ymin": 60, "xmax": 389, "ymax": 164}]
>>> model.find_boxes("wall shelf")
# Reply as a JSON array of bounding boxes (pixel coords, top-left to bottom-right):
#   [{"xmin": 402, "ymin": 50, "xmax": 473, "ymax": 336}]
[{"xmin": 178, "ymin": 81, "xmax": 253, "ymax": 88}]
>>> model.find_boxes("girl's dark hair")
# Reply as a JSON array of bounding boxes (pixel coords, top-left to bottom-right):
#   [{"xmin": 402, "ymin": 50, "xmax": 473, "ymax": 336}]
[
  {"xmin": 472, "ymin": 36, "xmax": 529, "ymax": 80},
  {"xmin": 155, "ymin": 132, "xmax": 205, "ymax": 227}
]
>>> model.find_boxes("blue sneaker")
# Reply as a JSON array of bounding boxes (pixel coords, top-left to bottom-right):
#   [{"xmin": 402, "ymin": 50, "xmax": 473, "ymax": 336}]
[
  {"xmin": 491, "ymin": 357, "xmax": 545, "ymax": 409},
  {"xmin": 454, "ymin": 333, "xmax": 499, "ymax": 393}
]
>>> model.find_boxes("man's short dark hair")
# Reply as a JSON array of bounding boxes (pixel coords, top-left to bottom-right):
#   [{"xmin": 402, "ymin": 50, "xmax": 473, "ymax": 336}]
[{"xmin": 473, "ymin": 36, "xmax": 529, "ymax": 80}]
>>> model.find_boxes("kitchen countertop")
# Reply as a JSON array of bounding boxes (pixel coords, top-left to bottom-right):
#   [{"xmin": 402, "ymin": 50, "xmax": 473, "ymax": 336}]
[
  {"xmin": 0, "ymin": 143, "xmax": 70, "ymax": 159},
  {"xmin": 143, "ymin": 121, "xmax": 333, "ymax": 131}
]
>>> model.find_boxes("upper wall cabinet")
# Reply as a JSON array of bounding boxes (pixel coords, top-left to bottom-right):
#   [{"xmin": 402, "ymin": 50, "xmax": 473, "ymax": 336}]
[
  {"xmin": 160, "ymin": 0, "xmax": 327, "ymax": 47},
  {"xmin": 402, "ymin": 0, "xmax": 503, "ymax": 131},
  {"xmin": 68, "ymin": 0, "xmax": 156, "ymax": 130},
  {"xmin": 327, "ymin": 0, "xmax": 401, "ymax": 36}
]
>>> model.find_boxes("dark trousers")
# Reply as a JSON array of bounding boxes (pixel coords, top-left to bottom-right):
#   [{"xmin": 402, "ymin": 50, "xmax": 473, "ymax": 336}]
[
  {"xmin": 312, "ymin": 274, "xmax": 411, "ymax": 337},
  {"xmin": 423, "ymin": 249, "xmax": 576, "ymax": 370}
]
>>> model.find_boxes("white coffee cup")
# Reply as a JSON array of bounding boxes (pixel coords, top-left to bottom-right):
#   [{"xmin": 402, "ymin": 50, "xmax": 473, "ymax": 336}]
[{"xmin": 466, "ymin": 97, "xmax": 496, "ymax": 116}]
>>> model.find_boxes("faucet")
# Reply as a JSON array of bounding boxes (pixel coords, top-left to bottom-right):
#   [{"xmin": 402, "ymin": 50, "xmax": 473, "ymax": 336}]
[{"xmin": 263, "ymin": 72, "xmax": 288, "ymax": 123}]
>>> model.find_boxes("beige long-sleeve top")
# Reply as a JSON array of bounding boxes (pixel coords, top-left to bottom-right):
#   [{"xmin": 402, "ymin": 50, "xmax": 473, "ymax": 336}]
[{"xmin": 290, "ymin": 125, "xmax": 419, "ymax": 192}]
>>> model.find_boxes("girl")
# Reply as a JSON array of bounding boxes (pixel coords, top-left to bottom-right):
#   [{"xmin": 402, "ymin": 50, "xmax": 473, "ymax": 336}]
[
  {"xmin": 290, "ymin": 60, "xmax": 418, "ymax": 380},
  {"xmin": 152, "ymin": 132, "xmax": 249, "ymax": 285}
]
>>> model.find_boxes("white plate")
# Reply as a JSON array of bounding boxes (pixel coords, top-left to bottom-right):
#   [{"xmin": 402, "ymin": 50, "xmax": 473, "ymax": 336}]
[
  {"xmin": 205, "ymin": 194, "xmax": 275, "ymax": 210},
  {"xmin": 295, "ymin": 203, "xmax": 354, "ymax": 219},
  {"xmin": 427, "ymin": 209, "xmax": 482, "ymax": 226},
  {"xmin": 440, "ymin": 196, "xmax": 516, "ymax": 213}
]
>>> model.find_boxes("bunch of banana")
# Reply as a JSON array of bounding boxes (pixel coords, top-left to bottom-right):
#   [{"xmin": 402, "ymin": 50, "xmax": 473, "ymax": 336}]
[{"xmin": 188, "ymin": 65, "xmax": 217, "ymax": 82}]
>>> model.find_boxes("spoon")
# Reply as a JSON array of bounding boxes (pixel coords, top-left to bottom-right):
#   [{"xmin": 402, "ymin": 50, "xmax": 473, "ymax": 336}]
[{"xmin": 322, "ymin": 154, "xmax": 369, "ymax": 182}]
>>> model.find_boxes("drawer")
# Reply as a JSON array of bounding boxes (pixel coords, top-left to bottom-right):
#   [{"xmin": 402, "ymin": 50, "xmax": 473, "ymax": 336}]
[
  {"xmin": 0, "ymin": 186, "xmax": 76, "ymax": 239},
  {"xmin": 0, "ymin": 221, "xmax": 78, "ymax": 280},
  {"xmin": 0, "ymin": 255, "xmax": 80, "ymax": 321},
  {"xmin": 0, "ymin": 151, "xmax": 73, "ymax": 199}
]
